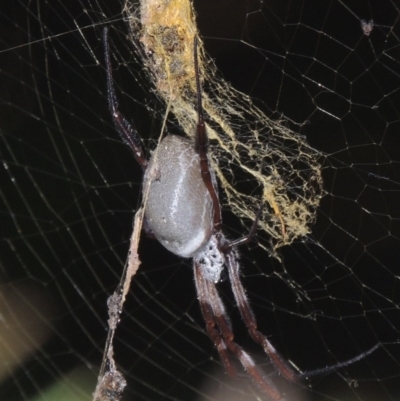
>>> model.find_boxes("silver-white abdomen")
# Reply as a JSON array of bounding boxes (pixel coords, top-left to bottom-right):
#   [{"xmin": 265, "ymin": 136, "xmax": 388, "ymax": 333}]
[{"xmin": 143, "ymin": 135, "xmax": 214, "ymax": 258}]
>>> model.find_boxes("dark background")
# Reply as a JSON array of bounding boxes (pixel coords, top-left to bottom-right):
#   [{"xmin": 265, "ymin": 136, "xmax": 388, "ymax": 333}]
[{"xmin": 1, "ymin": 1, "xmax": 400, "ymax": 400}]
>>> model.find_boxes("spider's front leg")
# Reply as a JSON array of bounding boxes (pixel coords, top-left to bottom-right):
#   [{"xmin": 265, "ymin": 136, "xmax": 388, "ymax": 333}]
[
  {"xmin": 193, "ymin": 37, "xmax": 221, "ymax": 231},
  {"xmin": 103, "ymin": 27, "xmax": 148, "ymax": 170}
]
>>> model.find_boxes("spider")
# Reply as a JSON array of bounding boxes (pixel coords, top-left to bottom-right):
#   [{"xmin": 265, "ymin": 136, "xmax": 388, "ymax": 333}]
[{"xmin": 103, "ymin": 28, "xmax": 378, "ymax": 400}]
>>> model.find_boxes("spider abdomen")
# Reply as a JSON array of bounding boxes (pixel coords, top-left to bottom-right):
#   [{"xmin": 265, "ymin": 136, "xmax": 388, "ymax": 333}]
[{"xmin": 143, "ymin": 135, "xmax": 214, "ymax": 258}]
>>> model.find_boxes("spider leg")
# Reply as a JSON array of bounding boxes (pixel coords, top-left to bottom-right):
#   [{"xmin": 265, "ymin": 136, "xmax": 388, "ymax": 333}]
[
  {"xmin": 223, "ymin": 203, "xmax": 264, "ymax": 250},
  {"xmin": 194, "ymin": 261, "xmax": 284, "ymax": 401},
  {"xmin": 194, "ymin": 260, "xmax": 237, "ymax": 377},
  {"xmin": 225, "ymin": 249, "xmax": 379, "ymax": 383},
  {"xmin": 193, "ymin": 37, "xmax": 221, "ymax": 231},
  {"xmin": 103, "ymin": 27, "xmax": 148, "ymax": 170},
  {"xmin": 225, "ymin": 250, "xmax": 298, "ymax": 382}
]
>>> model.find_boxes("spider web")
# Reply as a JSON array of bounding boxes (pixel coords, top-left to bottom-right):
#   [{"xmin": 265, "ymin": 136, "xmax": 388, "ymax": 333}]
[{"xmin": 1, "ymin": 1, "xmax": 400, "ymax": 400}]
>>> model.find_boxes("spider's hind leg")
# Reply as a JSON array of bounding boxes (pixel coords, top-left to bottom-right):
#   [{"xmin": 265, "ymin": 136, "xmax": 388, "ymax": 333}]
[
  {"xmin": 224, "ymin": 250, "xmax": 298, "ymax": 383},
  {"xmin": 103, "ymin": 27, "xmax": 148, "ymax": 170},
  {"xmin": 194, "ymin": 260, "xmax": 284, "ymax": 400}
]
